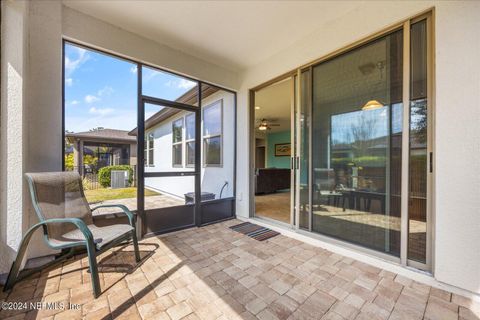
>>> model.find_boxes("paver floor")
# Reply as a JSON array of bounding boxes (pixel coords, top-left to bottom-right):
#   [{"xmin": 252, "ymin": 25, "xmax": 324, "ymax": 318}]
[
  {"xmin": 91, "ymin": 195, "xmax": 184, "ymax": 215},
  {"xmin": 1, "ymin": 219, "xmax": 479, "ymax": 320}
]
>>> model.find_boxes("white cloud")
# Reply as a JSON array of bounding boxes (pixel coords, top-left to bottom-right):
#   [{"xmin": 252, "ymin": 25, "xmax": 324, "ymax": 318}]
[
  {"xmin": 97, "ymin": 86, "xmax": 114, "ymax": 97},
  {"xmin": 130, "ymin": 66, "xmax": 137, "ymax": 74},
  {"xmin": 165, "ymin": 79, "xmax": 196, "ymax": 90},
  {"xmin": 68, "ymin": 100, "xmax": 80, "ymax": 106},
  {"xmin": 85, "ymin": 95, "xmax": 100, "ymax": 103},
  {"xmin": 143, "ymin": 68, "xmax": 159, "ymax": 82},
  {"xmin": 177, "ymin": 79, "xmax": 196, "ymax": 90},
  {"xmin": 65, "ymin": 78, "xmax": 73, "ymax": 86},
  {"xmin": 88, "ymin": 107, "xmax": 114, "ymax": 116},
  {"xmin": 65, "ymin": 47, "xmax": 89, "ymax": 76},
  {"xmin": 83, "ymin": 87, "xmax": 113, "ymax": 104}
]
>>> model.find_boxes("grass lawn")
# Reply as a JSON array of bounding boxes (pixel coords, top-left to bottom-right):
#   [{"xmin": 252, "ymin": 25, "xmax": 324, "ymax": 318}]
[{"xmin": 85, "ymin": 187, "xmax": 159, "ymax": 203}]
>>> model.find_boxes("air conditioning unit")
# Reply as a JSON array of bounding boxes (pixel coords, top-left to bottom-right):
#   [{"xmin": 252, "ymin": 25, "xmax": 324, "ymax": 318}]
[{"xmin": 111, "ymin": 170, "xmax": 128, "ymax": 189}]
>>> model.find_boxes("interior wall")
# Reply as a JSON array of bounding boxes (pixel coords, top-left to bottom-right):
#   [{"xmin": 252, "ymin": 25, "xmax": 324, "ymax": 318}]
[
  {"xmin": 266, "ymin": 131, "xmax": 291, "ymax": 168},
  {"xmin": 236, "ymin": 1, "xmax": 480, "ymax": 295}
]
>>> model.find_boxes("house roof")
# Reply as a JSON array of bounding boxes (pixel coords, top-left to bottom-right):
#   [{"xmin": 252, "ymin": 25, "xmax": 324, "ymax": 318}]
[
  {"xmin": 129, "ymin": 84, "xmax": 219, "ymax": 136},
  {"xmin": 66, "ymin": 128, "xmax": 136, "ymax": 144}
]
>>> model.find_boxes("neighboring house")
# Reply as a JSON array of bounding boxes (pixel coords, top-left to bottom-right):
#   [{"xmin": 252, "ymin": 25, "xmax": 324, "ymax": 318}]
[
  {"xmin": 66, "ymin": 128, "xmax": 137, "ymax": 175},
  {"xmin": 129, "ymin": 86, "xmax": 235, "ymax": 201}
]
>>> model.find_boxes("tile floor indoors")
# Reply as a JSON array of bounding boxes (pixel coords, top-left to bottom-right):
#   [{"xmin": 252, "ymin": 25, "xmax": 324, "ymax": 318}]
[{"xmin": 0, "ymin": 219, "xmax": 479, "ymax": 320}]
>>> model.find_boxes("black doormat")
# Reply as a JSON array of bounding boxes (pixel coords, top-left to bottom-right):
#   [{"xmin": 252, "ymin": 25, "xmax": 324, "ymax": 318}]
[{"xmin": 230, "ymin": 222, "xmax": 280, "ymax": 241}]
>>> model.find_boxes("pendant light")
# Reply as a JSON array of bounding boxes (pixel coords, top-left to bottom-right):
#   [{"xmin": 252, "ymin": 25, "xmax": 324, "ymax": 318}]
[
  {"xmin": 362, "ymin": 61, "xmax": 385, "ymax": 111},
  {"xmin": 362, "ymin": 99, "xmax": 383, "ymax": 110}
]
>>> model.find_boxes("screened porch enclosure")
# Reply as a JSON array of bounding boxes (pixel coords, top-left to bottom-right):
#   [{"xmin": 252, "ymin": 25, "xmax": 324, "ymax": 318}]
[{"xmin": 63, "ymin": 42, "xmax": 237, "ymax": 236}]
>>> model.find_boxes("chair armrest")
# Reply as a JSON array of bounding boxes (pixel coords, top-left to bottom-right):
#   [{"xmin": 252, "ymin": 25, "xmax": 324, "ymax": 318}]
[
  {"xmin": 91, "ymin": 204, "xmax": 136, "ymax": 226},
  {"xmin": 41, "ymin": 218, "xmax": 94, "ymax": 245}
]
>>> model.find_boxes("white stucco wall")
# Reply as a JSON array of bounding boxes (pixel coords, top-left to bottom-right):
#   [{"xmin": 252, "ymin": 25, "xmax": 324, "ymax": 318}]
[
  {"xmin": 0, "ymin": 0, "xmax": 28, "ymax": 273},
  {"xmin": 433, "ymin": 2, "xmax": 480, "ymax": 297},
  {"xmin": 145, "ymin": 90, "xmax": 235, "ymax": 200},
  {"xmin": 235, "ymin": 1, "xmax": 480, "ymax": 295}
]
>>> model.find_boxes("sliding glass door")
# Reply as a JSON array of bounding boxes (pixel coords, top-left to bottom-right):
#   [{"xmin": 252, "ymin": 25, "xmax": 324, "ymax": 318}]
[
  {"xmin": 310, "ymin": 29, "xmax": 403, "ymax": 257},
  {"xmin": 294, "ymin": 15, "xmax": 432, "ymax": 269}
]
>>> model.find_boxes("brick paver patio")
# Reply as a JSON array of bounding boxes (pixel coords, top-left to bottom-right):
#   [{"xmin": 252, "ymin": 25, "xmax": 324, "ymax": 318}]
[
  {"xmin": 1, "ymin": 219, "xmax": 479, "ymax": 320},
  {"xmin": 91, "ymin": 195, "xmax": 184, "ymax": 215}
]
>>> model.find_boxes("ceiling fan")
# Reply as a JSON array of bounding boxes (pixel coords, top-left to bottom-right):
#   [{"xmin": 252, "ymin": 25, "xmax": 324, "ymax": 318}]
[{"xmin": 257, "ymin": 118, "xmax": 280, "ymax": 131}]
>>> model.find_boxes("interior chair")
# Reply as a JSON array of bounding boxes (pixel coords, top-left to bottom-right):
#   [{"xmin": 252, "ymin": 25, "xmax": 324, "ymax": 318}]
[
  {"xmin": 3, "ymin": 171, "xmax": 141, "ymax": 298},
  {"xmin": 314, "ymin": 168, "xmax": 341, "ymax": 205}
]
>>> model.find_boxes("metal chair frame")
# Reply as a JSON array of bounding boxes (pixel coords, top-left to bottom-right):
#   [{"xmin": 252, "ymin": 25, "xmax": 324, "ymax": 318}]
[{"xmin": 3, "ymin": 173, "xmax": 141, "ymax": 298}]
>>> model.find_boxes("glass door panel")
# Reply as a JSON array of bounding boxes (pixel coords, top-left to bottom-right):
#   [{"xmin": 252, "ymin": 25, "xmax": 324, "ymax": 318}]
[
  {"xmin": 141, "ymin": 100, "xmax": 199, "ymax": 235},
  {"xmin": 290, "ymin": 16, "xmax": 431, "ymax": 269},
  {"xmin": 408, "ymin": 19, "xmax": 428, "ymax": 264},
  {"xmin": 311, "ymin": 29, "xmax": 403, "ymax": 256},
  {"xmin": 253, "ymin": 78, "xmax": 295, "ymax": 225},
  {"xmin": 298, "ymin": 70, "xmax": 311, "ymax": 230}
]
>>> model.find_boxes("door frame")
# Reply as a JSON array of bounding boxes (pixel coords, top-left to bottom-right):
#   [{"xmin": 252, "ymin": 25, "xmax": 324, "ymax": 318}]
[
  {"xmin": 249, "ymin": 73, "xmax": 297, "ymax": 227},
  {"xmin": 248, "ymin": 9, "xmax": 434, "ymax": 272},
  {"xmin": 137, "ymin": 85, "xmax": 202, "ymax": 237}
]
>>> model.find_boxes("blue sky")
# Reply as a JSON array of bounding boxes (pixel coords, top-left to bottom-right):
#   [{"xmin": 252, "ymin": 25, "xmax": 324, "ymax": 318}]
[{"xmin": 64, "ymin": 43, "xmax": 196, "ymax": 133}]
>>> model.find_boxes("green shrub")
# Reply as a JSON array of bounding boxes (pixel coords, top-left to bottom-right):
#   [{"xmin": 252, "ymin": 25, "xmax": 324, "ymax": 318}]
[
  {"xmin": 64, "ymin": 153, "xmax": 74, "ymax": 171},
  {"xmin": 98, "ymin": 165, "xmax": 134, "ymax": 188}
]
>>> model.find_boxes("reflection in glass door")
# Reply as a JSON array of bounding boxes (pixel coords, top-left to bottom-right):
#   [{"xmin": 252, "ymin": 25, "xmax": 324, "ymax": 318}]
[
  {"xmin": 408, "ymin": 19, "xmax": 429, "ymax": 265},
  {"xmin": 310, "ymin": 29, "xmax": 404, "ymax": 257}
]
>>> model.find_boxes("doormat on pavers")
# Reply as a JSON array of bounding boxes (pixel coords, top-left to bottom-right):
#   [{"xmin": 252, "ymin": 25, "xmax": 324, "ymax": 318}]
[{"xmin": 229, "ymin": 222, "xmax": 280, "ymax": 241}]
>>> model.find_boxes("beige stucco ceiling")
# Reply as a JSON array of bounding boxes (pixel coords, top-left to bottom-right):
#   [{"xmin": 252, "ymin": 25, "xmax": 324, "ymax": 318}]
[{"xmin": 62, "ymin": 1, "xmax": 363, "ymax": 72}]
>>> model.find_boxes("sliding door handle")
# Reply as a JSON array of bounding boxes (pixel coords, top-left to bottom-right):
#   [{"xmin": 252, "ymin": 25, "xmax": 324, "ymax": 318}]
[{"xmin": 429, "ymin": 152, "xmax": 433, "ymax": 173}]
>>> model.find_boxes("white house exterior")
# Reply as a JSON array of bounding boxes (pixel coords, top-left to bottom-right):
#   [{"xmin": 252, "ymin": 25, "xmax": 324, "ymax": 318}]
[{"xmin": 143, "ymin": 89, "xmax": 235, "ymax": 201}]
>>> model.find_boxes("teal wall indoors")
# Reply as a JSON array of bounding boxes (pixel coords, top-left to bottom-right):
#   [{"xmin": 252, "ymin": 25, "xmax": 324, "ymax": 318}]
[{"xmin": 267, "ymin": 130, "xmax": 291, "ymax": 168}]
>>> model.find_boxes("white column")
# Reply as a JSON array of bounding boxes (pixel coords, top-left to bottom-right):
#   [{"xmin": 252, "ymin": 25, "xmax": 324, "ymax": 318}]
[
  {"xmin": 24, "ymin": 0, "xmax": 63, "ymax": 260},
  {"xmin": 0, "ymin": 0, "xmax": 29, "ymax": 274}
]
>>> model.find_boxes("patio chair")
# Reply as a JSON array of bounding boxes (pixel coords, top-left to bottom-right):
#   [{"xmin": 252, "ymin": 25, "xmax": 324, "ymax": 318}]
[{"xmin": 3, "ymin": 171, "xmax": 141, "ymax": 298}]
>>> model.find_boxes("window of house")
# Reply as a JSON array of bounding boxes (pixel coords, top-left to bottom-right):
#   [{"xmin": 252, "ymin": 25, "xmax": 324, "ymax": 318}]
[
  {"xmin": 146, "ymin": 133, "xmax": 154, "ymax": 166},
  {"xmin": 144, "ymin": 137, "xmax": 147, "ymax": 166},
  {"xmin": 185, "ymin": 113, "xmax": 195, "ymax": 167},
  {"xmin": 144, "ymin": 133, "xmax": 154, "ymax": 166},
  {"xmin": 203, "ymin": 100, "xmax": 222, "ymax": 166},
  {"xmin": 172, "ymin": 118, "xmax": 183, "ymax": 167}
]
